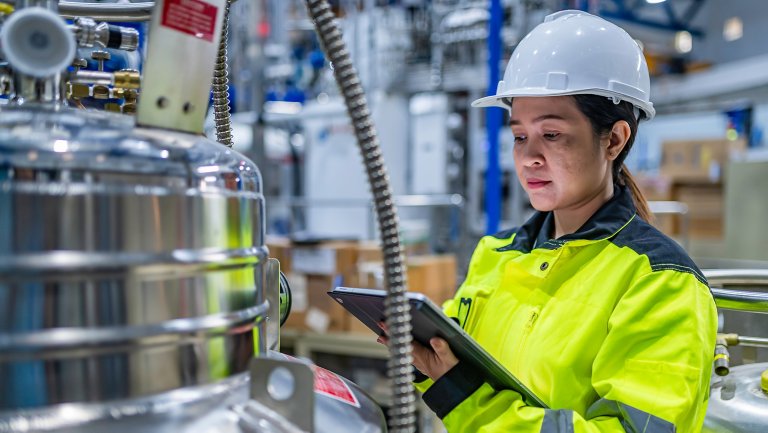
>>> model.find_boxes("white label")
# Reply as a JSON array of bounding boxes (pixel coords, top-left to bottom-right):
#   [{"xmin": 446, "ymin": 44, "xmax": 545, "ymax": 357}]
[
  {"xmin": 291, "ymin": 247, "xmax": 337, "ymax": 275},
  {"xmin": 287, "ymin": 273, "xmax": 308, "ymax": 312},
  {"xmin": 305, "ymin": 307, "xmax": 330, "ymax": 334}
]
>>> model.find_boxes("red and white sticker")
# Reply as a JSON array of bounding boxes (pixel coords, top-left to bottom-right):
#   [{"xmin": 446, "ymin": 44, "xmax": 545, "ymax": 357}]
[
  {"xmin": 275, "ymin": 353, "xmax": 361, "ymax": 408},
  {"xmin": 161, "ymin": 0, "xmax": 218, "ymax": 42},
  {"xmin": 310, "ymin": 365, "xmax": 360, "ymax": 408}
]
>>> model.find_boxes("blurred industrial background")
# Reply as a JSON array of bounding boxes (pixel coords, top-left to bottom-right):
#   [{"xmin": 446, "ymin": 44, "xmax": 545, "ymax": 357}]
[{"xmin": 2, "ymin": 0, "xmax": 768, "ymax": 432}]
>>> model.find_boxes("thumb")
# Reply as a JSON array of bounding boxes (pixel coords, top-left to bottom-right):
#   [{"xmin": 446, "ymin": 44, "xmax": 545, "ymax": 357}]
[{"xmin": 430, "ymin": 338, "xmax": 450, "ymax": 355}]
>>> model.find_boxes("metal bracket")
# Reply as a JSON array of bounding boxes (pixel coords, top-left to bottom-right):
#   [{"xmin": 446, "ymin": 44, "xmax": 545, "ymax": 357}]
[
  {"xmin": 266, "ymin": 258, "xmax": 281, "ymax": 351},
  {"xmin": 249, "ymin": 356, "xmax": 315, "ymax": 433}
]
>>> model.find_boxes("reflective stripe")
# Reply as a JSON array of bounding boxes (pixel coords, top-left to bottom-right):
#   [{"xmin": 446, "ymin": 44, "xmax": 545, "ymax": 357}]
[
  {"xmin": 585, "ymin": 399, "xmax": 676, "ymax": 433},
  {"xmin": 540, "ymin": 409, "xmax": 574, "ymax": 433}
]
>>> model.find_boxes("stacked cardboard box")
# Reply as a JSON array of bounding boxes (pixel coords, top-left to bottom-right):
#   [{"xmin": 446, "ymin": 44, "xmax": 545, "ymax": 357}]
[
  {"xmin": 651, "ymin": 138, "xmax": 746, "ymax": 240},
  {"xmin": 267, "ymin": 237, "xmax": 458, "ymax": 335},
  {"xmin": 349, "ymin": 254, "xmax": 458, "ymax": 334}
]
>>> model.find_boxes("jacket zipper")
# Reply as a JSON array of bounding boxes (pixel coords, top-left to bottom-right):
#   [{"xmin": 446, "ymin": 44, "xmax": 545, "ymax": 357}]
[{"xmin": 513, "ymin": 307, "xmax": 540, "ymax": 373}]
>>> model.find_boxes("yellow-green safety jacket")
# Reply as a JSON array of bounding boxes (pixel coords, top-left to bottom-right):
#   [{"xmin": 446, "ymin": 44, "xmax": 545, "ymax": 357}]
[{"xmin": 416, "ymin": 186, "xmax": 717, "ymax": 433}]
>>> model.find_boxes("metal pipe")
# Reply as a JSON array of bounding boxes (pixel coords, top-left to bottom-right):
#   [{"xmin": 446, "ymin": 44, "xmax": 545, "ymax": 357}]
[
  {"xmin": 57, "ymin": 1, "xmax": 154, "ymax": 21},
  {"xmin": 705, "ymin": 269, "xmax": 768, "ymax": 313},
  {"xmin": 268, "ymin": 194, "xmax": 465, "ymax": 208},
  {"xmin": 704, "ymin": 269, "xmax": 768, "ymax": 286},
  {"xmin": 303, "ymin": 1, "xmax": 415, "ymax": 431},
  {"xmin": 710, "ymin": 288, "xmax": 768, "ymax": 313},
  {"xmin": 737, "ymin": 335, "xmax": 768, "ymax": 348}
]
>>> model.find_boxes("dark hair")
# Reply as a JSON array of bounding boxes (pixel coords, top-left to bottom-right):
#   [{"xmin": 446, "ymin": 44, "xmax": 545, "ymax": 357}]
[{"xmin": 571, "ymin": 94, "xmax": 652, "ymax": 222}]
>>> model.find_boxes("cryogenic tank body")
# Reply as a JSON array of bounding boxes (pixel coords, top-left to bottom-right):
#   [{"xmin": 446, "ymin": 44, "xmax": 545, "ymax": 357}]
[
  {"xmin": 0, "ymin": 105, "xmax": 386, "ymax": 433},
  {"xmin": 704, "ymin": 363, "xmax": 768, "ymax": 432},
  {"xmin": 0, "ymin": 104, "xmax": 268, "ymax": 424}
]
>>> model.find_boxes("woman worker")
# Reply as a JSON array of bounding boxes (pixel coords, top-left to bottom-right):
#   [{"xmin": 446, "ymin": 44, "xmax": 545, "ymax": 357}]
[{"xmin": 406, "ymin": 10, "xmax": 717, "ymax": 433}]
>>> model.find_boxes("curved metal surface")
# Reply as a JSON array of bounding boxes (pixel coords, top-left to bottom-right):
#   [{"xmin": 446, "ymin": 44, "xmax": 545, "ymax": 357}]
[
  {"xmin": 0, "ymin": 353, "xmax": 387, "ymax": 433},
  {"xmin": 705, "ymin": 269, "xmax": 768, "ymax": 285},
  {"xmin": 0, "ymin": 373, "xmax": 251, "ymax": 433},
  {"xmin": 303, "ymin": 1, "xmax": 415, "ymax": 431},
  {"xmin": 711, "ymin": 288, "xmax": 768, "ymax": 313},
  {"xmin": 0, "ymin": 301, "xmax": 268, "ymax": 350},
  {"xmin": 704, "ymin": 363, "xmax": 768, "ymax": 433},
  {"xmin": 57, "ymin": 1, "xmax": 154, "ymax": 22},
  {"xmin": 0, "ymin": 106, "xmax": 267, "ymax": 411},
  {"xmin": 705, "ymin": 269, "xmax": 768, "ymax": 313}
]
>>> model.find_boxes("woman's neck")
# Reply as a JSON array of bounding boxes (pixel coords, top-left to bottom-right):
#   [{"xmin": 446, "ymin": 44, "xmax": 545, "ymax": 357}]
[{"xmin": 552, "ymin": 183, "xmax": 615, "ymax": 239}]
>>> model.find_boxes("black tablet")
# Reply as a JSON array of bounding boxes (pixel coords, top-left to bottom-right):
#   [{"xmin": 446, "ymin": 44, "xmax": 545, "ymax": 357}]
[{"xmin": 327, "ymin": 286, "xmax": 547, "ymax": 408}]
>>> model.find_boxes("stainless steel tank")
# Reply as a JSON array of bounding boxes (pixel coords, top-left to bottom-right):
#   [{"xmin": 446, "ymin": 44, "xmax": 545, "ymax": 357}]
[
  {"xmin": 0, "ymin": 102, "xmax": 266, "ymax": 425},
  {"xmin": 0, "ymin": 105, "xmax": 386, "ymax": 433},
  {"xmin": 703, "ymin": 269, "xmax": 768, "ymax": 433},
  {"xmin": 704, "ymin": 363, "xmax": 768, "ymax": 432}
]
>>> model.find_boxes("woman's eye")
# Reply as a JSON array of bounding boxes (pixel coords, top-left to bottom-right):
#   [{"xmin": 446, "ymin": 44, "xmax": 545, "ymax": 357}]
[
  {"xmin": 543, "ymin": 132, "xmax": 560, "ymax": 141},
  {"xmin": 513, "ymin": 135, "xmax": 527, "ymax": 144}
]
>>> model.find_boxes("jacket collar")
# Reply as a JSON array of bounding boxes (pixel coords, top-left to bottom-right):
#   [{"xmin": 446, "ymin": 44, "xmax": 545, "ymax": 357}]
[{"xmin": 497, "ymin": 185, "xmax": 637, "ymax": 252}]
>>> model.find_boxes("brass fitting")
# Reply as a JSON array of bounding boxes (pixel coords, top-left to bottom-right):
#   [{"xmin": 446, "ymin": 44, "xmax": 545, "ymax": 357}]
[
  {"xmin": 92, "ymin": 85, "xmax": 110, "ymax": 99},
  {"xmin": 70, "ymin": 83, "xmax": 91, "ymax": 99},
  {"xmin": 113, "ymin": 70, "xmax": 141, "ymax": 90},
  {"xmin": 104, "ymin": 103, "xmax": 122, "ymax": 113}
]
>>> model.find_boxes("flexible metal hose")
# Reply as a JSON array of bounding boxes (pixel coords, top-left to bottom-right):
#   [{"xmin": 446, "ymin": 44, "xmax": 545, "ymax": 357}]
[
  {"xmin": 303, "ymin": 1, "xmax": 416, "ymax": 431},
  {"xmin": 212, "ymin": 0, "xmax": 233, "ymax": 147}
]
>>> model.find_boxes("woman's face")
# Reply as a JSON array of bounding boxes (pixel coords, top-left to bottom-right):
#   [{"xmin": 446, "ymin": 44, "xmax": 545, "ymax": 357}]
[{"xmin": 510, "ymin": 96, "xmax": 614, "ymax": 213}]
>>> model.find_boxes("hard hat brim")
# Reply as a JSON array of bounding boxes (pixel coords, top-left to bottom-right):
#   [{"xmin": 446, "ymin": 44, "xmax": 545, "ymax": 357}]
[{"xmin": 471, "ymin": 89, "xmax": 655, "ymax": 121}]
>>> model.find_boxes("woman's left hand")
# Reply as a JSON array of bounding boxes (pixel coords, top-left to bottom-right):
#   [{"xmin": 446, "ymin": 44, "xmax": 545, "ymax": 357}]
[{"xmin": 377, "ymin": 323, "xmax": 459, "ymax": 381}]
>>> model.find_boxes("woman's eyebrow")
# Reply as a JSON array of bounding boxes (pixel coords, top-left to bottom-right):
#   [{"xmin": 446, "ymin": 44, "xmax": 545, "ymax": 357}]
[{"xmin": 509, "ymin": 114, "xmax": 568, "ymax": 126}]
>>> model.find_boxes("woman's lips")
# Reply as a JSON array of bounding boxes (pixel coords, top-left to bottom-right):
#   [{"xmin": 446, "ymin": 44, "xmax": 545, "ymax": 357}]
[{"xmin": 526, "ymin": 179, "xmax": 551, "ymax": 189}]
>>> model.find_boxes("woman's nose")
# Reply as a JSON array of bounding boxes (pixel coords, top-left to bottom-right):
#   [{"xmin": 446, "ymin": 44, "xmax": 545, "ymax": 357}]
[{"xmin": 517, "ymin": 141, "xmax": 544, "ymax": 167}]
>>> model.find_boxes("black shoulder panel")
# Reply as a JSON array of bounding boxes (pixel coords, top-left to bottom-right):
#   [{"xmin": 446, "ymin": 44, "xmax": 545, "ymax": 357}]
[{"xmin": 611, "ymin": 218, "xmax": 708, "ymax": 286}]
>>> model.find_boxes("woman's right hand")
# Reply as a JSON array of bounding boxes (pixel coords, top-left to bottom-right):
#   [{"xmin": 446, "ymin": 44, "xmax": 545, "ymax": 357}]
[{"xmin": 376, "ymin": 322, "xmax": 459, "ymax": 381}]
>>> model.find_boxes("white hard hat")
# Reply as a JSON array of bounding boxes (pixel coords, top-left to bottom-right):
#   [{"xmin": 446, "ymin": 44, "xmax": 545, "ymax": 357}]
[{"xmin": 472, "ymin": 10, "xmax": 655, "ymax": 120}]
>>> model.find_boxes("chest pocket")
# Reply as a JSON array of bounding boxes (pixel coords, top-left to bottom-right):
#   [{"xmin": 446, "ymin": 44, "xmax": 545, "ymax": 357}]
[{"xmin": 455, "ymin": 295, "xmax": 487, "ymax": 332}]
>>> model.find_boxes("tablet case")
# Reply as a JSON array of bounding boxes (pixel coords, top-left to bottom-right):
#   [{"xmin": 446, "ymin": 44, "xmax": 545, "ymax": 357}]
[{"xmin": 328, "ymin": 286, "xmax": 547, "ymax": 408}]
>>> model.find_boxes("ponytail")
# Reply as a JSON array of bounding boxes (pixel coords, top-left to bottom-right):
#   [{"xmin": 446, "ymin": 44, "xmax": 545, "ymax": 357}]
[
  {"xmin": 618, "ymin": 164, "xmax": 652, "ymax": 222},
  {"xmin": 572, "ymin": 95, "xmax": 654, "ymax": 222}
]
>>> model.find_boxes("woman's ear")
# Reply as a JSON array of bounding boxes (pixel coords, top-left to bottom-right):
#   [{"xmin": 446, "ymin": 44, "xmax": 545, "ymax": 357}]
[{"xmin": 606, "ymin": 120, "xmax": 631, "ymax": 161}]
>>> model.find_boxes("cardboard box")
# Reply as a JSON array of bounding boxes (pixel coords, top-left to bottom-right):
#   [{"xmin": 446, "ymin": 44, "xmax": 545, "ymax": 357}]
[
  {"xmin": 282, "ymin": 273, "xmax": 352, "ymax": 333},
  {"xmin": 290, "ymin": 241, "xmax": 359, "ymax": 276},
  {"xmin": 282, "ymin": 240, "xmax": 361, "ymax": 333},
  {"xmin": 660, "ymin": 138, "xmax": 745, "ymax": 182},
  {"xmin": 357, "ymin": 241, "xmax": 384, "ymax": 263},
  {"xmin": 673, "ymin": 183, "xmax": 724, "ymax": 239},
  {"xmin": 266, "ymin": 236, "xmax": 293, "ymax": 273},
  {"xmin": 347, "ymin": 254, "xmax": 458, "ymax": 335}
]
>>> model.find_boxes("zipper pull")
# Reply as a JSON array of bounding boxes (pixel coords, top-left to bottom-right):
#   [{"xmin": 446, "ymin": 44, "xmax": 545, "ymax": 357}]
[{"xmin": 525, "ymin": 310, "xmax": 539, "ymax": 331}]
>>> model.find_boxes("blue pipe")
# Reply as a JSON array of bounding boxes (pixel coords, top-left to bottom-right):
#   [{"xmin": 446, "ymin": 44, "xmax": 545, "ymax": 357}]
[{"xmin": 484, "ymin": 0, "xmax": 502, "ymax": 235}]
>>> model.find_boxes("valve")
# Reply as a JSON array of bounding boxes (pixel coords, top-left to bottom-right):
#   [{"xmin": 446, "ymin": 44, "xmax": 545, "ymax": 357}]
[
  {"xmin": 0, "ymin": 7, "xmax": 76, "ymax": 78},
  {"xmin": 72, "ymin": 17, "xmax": 139, "ymax": 51}
]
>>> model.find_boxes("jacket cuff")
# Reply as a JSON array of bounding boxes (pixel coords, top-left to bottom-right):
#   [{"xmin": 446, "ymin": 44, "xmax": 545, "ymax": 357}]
[
  {"xmin": 413, "ymin": 366, "xmax": 430, "ymax": 384},
  {"xmin": 422, "ymin": 361, "xmax": 484, "ymax": 419}
]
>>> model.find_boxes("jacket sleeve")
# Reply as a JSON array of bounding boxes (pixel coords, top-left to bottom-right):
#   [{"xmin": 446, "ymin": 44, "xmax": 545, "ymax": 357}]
[{"xmin": 421, "ymin": 270, "xmax": 718, "ymax": 433}]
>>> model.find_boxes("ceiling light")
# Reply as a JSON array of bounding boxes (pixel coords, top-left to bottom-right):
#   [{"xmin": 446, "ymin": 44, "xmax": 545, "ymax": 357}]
[
  {"xmin": 674, "ymin": 31, "xmax": 692, "ymax": 54},
  {"xmin": 646, "ymin": 0, "xmax": 666, "ymax": 4},
  {"xmin": 723, "ymin": 17, "xmax": 743, "ymax": 42}
]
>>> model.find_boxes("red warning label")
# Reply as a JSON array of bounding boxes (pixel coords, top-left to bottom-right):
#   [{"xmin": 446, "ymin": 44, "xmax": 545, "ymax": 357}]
[
  {"xmin": 161, "ymin": 0, "xmax": 218, "ymax": 42},
  {"xmin": 311, "ymin": 365, "xmax": 361, "ymax": 408},
  {"xmin": 274, "ymin": 353, "xmax": 360, "ymax": 407}
]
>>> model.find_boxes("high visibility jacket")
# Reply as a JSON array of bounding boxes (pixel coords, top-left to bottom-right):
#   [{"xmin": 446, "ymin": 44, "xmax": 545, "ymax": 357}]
[{"xmin": 416, "ymin": 186, "xmax": 717, "ymax": 433}]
